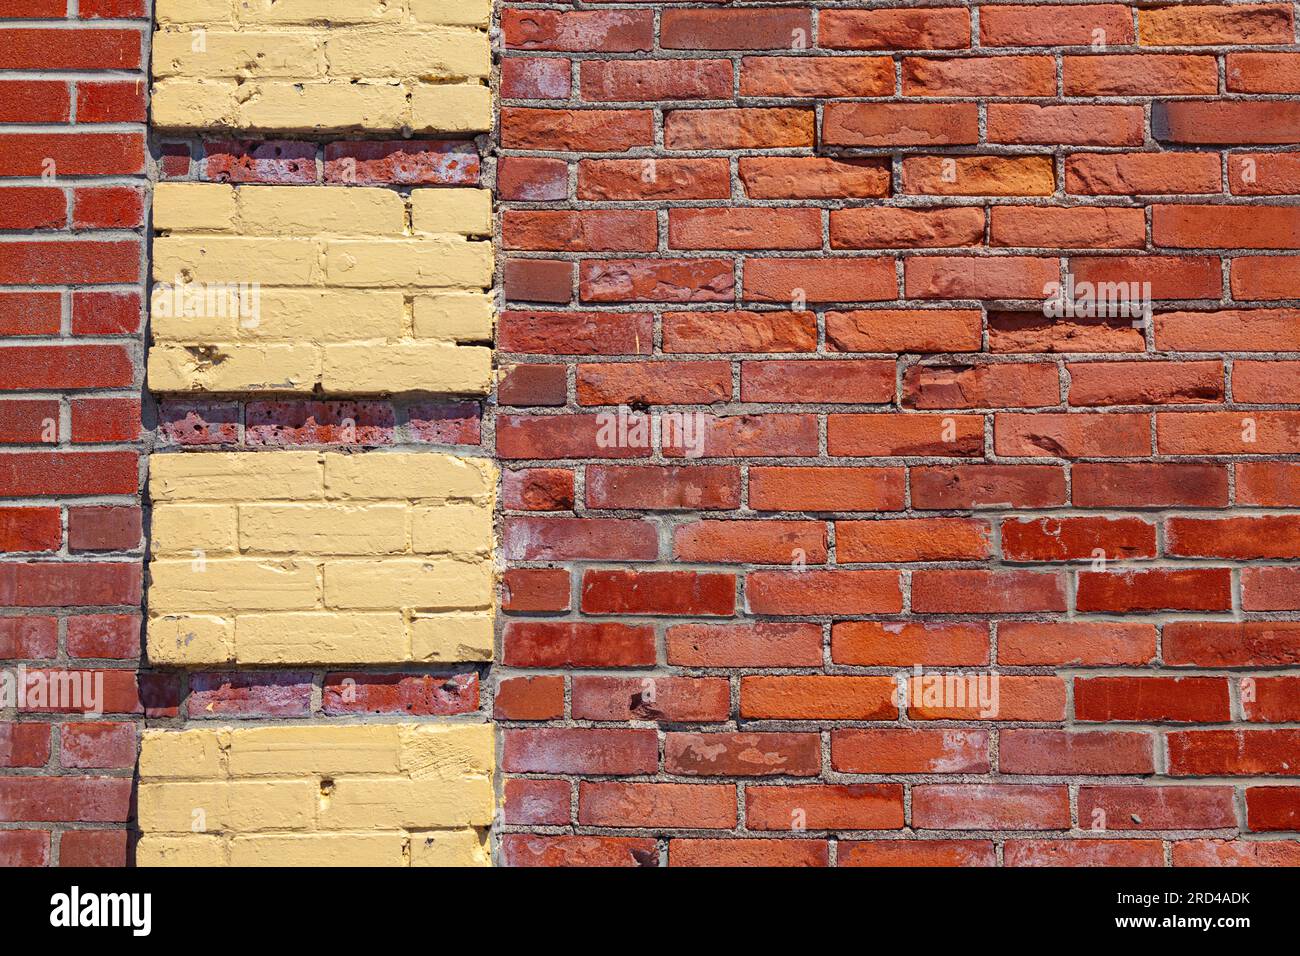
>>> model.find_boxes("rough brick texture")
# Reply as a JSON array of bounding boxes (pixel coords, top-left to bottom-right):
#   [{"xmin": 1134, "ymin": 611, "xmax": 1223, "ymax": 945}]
[
  {"xmin": 136, "ymin": 723, "xmax": 493, "ymax": 865},
  {"xmin": 149, "ymin": 182, "xmax": 493, "ymax": 394},
  {"xmin": 151, "ymin": 0, "xmax": 492, "ymax": 132},
  {"xmin": 0, "ymin": 1, "xmax": 149, "ymax": 866},
  {"xmin": 147, "ymin": 450, "xmax": 495, "ymax": 666},
  {"xmin": 495, "ymin": 1, "xmax": 1300, "ymax": 866}
]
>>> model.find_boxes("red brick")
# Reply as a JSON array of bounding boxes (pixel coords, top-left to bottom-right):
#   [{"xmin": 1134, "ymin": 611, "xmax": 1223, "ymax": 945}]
[
  {"xmin": 572, "ymin": 676, "xmax": 730, "ymax": 723},
  {"xmin": 1005, "ymin": 840, "xmax": 1164, "ymax": 867},
  {"xmin": 502, "ymin": 57, "xmax": 571, "ymax": 100},
  {"xmin": 503, "ymin": 728, "xmax": 658, "ymax": 775},
  {"xmin": 581, "ymin": 569, "xmax": 735, "ymax": 617},
  {"xmin": 747, "ymin": 784, "xmax": 904, "ymax": 831},
  {"xmin": 828, "ymin": 413, "xmax": 984, "ymax": 456},
  {"xmin": 666, "ymin": 622, "xmax": 823, "ymax": 668},
  {"xmin": 1073, "ymin": 462, "xmax": 1228, "ymax": 508},
  {"xmin": 741, "ymin": 56, "xmax": 893, "ymax": 97},
  {"xmin": 502, "ymin": 108, "xmax": 653, "ymax": 152},
  {"xmin": 0, "ymin": 561, "xmax": 141, "ymax": 607},
  {"xmin": 501, "ymin": 568, "xmax": 569, "ymax": 613},
  {"xmin": 580, "ymin": 158, "xmax": 730, "ymax": 201},
  {"xmin": 1246, "ymin": 788, "xmax": 1300, "ymax": 831},
  {"xmin": 0, "ymin": 187, "xmax": 64, "ymax": 229},
  {"xmin": 0, "ymin": 507, "xmax": 60, "ymax": 553},
  {"xmin": 502, "ymin": 516, "xmax": 656, "ymax": 559},
  {"xmin": 741, "ymin": 675, "xmax": 897, "ymax": 720},
  {"xmin": 0, "ymin": 242, "xmax": 139, "ymax": 285},
  {"xmin": 588, "ymin": 464, "xmax": 740, "ymax": 512},
  {"xmin": 577, "ymin": 360, "xmax": 729, "ymax": 405},
  {"xmin": 66, "ymin": 614, "xmax": 139, "ymax": 660},
  {"xmin": 839, "ymin": 840, "xmax": 995, "ymax": 867},
  {"xmin": 1076, "ymin": 568, "xmax": 1232, "ymax": 613},
  {"xmin": 665, "ymin": 732, "xmax": 821, "ymax": 777},
  {"xmin": 905, "ymin": 55, "xmax": 1056, "ymax": 97},
  {"xmin": 499, "ymin": 310, "xmax": 651, "ymax": 355},
  {"xmin": 1167, "ymin": 730, "xmax": 1300, "ymax": 777},
  {"xmin": 820, "ymin": 8, "xmax": 970, "ymax": 50},
  {"xmin": 0, "ymin": 133, "xmax": 143, "ymax": 177},
  {"xmin": 661, "ymin": 9, "xmax": 811, "ymax": 50},
  {"xmin": 322, "ymin": 140, "xmax": 478, "ymax": 186},
  {"xmin": 186, "ymin": 673, "xmax": 311, "ymax": 719},
  {"xmin": 503, "ymin": 621, "xmax": 655, "ymax": 668},
  {"xmin": 1067, "ymin": 360, "xmax": 1223, "ymax": 405},
  {"xmin": 980, "ymin": 5, "xmax": 1135, "ymax": 46},
  {"xmin": 499, "ymin": 157, "xmax": 567, "ymax": 201},
  {"xmin": 0, "ymin": 722, "xmax": 50, "ymax": 767},
  {"xmin": 67, "ymin": 505, "xmax": 141, "ymax": 552},
  {"xmin": 1075, "ymin": 676, "xmax": 1231, "ymax": 723},
  {"xmin": 990, "ymin": 104, "xmax": 1144, "ymax": 145},
  {"xmin": 664, "ymin": 310, "xmax": 816, "ymax": 354},
  {"xmin": 911, "ymin": 464, "xmax": 1067, "ymax": 509},
  {"xmin": 912, "ymin": 570, "xmax": 1067, "ymax": 613},
  {"xmin": 580, "ymin": 782, "xmax": 736, "ymax": 829},
  {"xmin": 913, "ymin": 785, "xmax": 1070, "ymax": 830},
  {"xmin": 832, "ymin": 728, "xmax": 990, "ymax": 774},
  {"xmin": 495, "ymin": 676, "xmax": 565, "ymax": 721},
  {"xmin": 666, "ymin": 108, "xmax": 813, "ymax": 149},
  {"xmin": 1001, "ymin": 516, "xmax": 1156, "ymax": 562},
  {"xmin": 58, "ymin": 829, "xmax": 127, "ymax": 867},
  {"xmin": 838, "ymin": 519, "xmax": 991, "ymax": 563},
  {"xmin": 744, "ymin": 258, "xmax": 897, "ymax": 304},
  {"xmin": 59, "ymin": 722, "xmax": 135, "ymax": 768},
  {"xmin": 0, "ymin": 616, "xmax": 57, "ymax": 658},
  {"xmin": 831, "ymin": 620, "xmax": 989, "ymax": 665},
  {"xmin": 581, "ymin": 59, "xmax": 730, "ymax": 102},
  {"xmin": 669, "ymin": 839, "xmax": 827, "ymax": 867},
  {"xmin": 670, "ymin": 207, "xmax": 822, "ymax": 251},
  {"xmin": 1155, "ymin": 101, "xmax": 1300, "ymax": 146},
  {"xmin": 503, "ymin": 778, "xmax": 569, "ymax": 825},
  {"xmin": 0, "ymin": 777, "xmax": 131, "ymax": 822},
  {"xmin": 999, "ymin": 622, "xmax": 1157, "ymax": 666},
  {"xmin": 747, "ymin": 570, "xmax": 902, "ymax": 616},
  {"xmin": 503, "ymin": 10, "xmax": 652, "ymax": 52},
  {"xmin": 1165, "ymin": 622, "xmax": 1300, "ymax": 667},
  {"xmin": 72, "ymin": 186, "xmax": 143, "ymax": 228},
  {"xmin": 502, "ymin": 834, "xmax": 657, "ymax": 867},
  {"xmin": 1174, "ymin": 840, "xmax": 1300, "ymax": 867},
  {"xmin": 1000, "ymin": 730, "xmax": 1155, "ymax": 775},
  {"xmin": 0, "ymin": 28, "xmax": 140, "ymax": 70},
  {"xmin": 824, "ymin": 103, "xmax": 979, "ymax": 147},
  {"xmin": 903, "ymin": 362, "xmax": 1059, "ymax": 409},
  {"xmin": 0, "ymin": 830, "xmax": 49, "ymax": 867},
  {"xmin": 1079, "ymin": 786, "xmax": 1236, "ymax": 829},
  {"xmin": 75, "ymin": 81, "xmax": 145, "ymax": 123},
  {"xmin": 71, "ymin": 291, "xmax": 141, "ymax": 336},
  {"xmin": 581, "ymin": 258, "xmax": 733, "ymax": 303}
]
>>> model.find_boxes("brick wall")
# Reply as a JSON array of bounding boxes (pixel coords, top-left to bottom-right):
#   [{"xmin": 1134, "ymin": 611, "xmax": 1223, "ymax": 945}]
[
  {"xmin": 0, "ymin": 0, "xmax": 151, "ymax": 867},
  {"xmin": 495, "ymin": 2, "xmax": 1300, "ymax": 866},
  {"xmin": 133, "ymin": 0, "xmax": 498, "ymax": 865}
]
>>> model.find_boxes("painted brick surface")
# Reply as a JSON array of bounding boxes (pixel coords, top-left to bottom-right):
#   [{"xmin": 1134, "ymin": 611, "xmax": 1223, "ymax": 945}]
[
  {"xmin": 136, "ymin": 723, "xmax": 493, "ymax": 865},
  {"xmin": 149, "ymin": 182, "xmax": 493, "ymax": 394},
  {"xmin": 148, "ymin": 451, "xmax": 495, "ymax": 666},
  {"xmin": 0, "ymin": 1, "xmax": 152, "ymax": 867},
  {"xmin": 151, "ymin": 0, "xmax": 491, "ymax": 132},
  {"xmin": 495, "ymin": 1, "xmax": 1300, "ymax": 866}
]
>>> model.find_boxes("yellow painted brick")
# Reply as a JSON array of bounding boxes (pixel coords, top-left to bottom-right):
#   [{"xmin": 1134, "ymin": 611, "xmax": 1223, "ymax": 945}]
[
  {"xmin": 136, "ymin": 835, "xmax": 228, "ymax": 867},
  {"xmin": 155, "ymin": 0, "xmax": 233, "ymax": 23},
  {"xmin": 399, "ymin": 723, "xmax": 493, "ymax": 779},
  {"xmin": 139, "ymin": 728, "xmax": 229, "ymax": 780},
  {"xmin": 320, "ymin": 342, "xmax": 492, "ymax": 395},
  {"xmin": 234, "ymin": 611, "xmax": 409, "ymax": 664},
  {"xmin": 153, "ymin": 236, "xmax": 321, "ymax": 285},
  {"xmin": 412, "ymin": 293, "xmax": 493, "ymax": 342},
  {"xmin": 151, "ymin": 79, "xmax": 237, "ymax": 128},
  {"xmin": 236, "ymin": 0, "xmax": 404, "ymax": 26},
  {"xmin": 138, "ymin": 780, "xmax": 316, "ymax": 833},
  {"xmin": 148, "ymin": 343, "xmax": 320, "ymax": 393},
  {"xmin": 410, "ymin": 828, "xmax": 490, "ymax": 867},
  {"xmin": 153, "ymin": 30, "xmax": 324, "ymax": 79},
  {"xmin": 227, "ymin": 724, "xmax": 402, "ymax": 776},
  {"xmin": 151, "ymin": 451, "xmax": 322, "ymax": 502},
  {"xmin": 153, "ymin": 182, "xmax": 236, "ymax": 233},
  {"xmin": 149, "ymin": 557, "xmax": 320, "ymax": 613},
  {"xmin": 319, "ymin": 776, "xmax": 493, "ymax": 829},
  {"xmin": 234, "ymin": 81, "xmax": 408, "ymax": 132},
  {"xmin": 411, "ymin": 0, "xmax": 490, "ymax": 27},
  {"xmin": 410, "ymin": 188, "xmax": 492, "ymax": 237},
  {"xmin": 323, "ymin": 452, "xmax": 494, "ymax": 503},
  {"xmin": 325, "ymin": 29, "xmax": 489, "ymax": 81},
  {"xmin": 237, "ymin": 186, "xmax": 405, "ymax": 236},
  {"xmin": 147, "ymin": 614, "xmax": 235, "ymax": 666},
  {"xmin": 324, "ymin": 238, "xmax": 492, "ymax": 288},
  {"xmin": 410, "ymin": 611, "xmax": 493, "ymax": 662},
  {"xmin": 411, "ymin": 502, "xmax": 492, "ymax": 556},
  {"xmin": 238, "ymin": 289, "xmax": 406, "ymax": 342},
  {"xmin": 230, "ymin": 832, "xmax": 408, "ymax": 867},
  {"xmin": 237, "ymin": 503, "xmax": 407, "ymax": 555},
  {"xmin": 150, "ymin": 504, "xmax": 238, "ymax": 555},
  {"xmin": 410, "ymin": 83, "xmax": 491, "ymax": 133},
  {"xmin": 322, "ymin": 558, "xmax": 492, "ymax": 611},
  {"xmin": 148, "ymin": 299, "xmax": 238, "ymax": 343}
]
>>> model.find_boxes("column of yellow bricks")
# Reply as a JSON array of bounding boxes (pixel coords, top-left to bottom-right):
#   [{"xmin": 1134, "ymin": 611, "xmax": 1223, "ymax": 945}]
[{"xmin": 136, "ymin": 0, "xmax": 498, "ymax": 866}]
